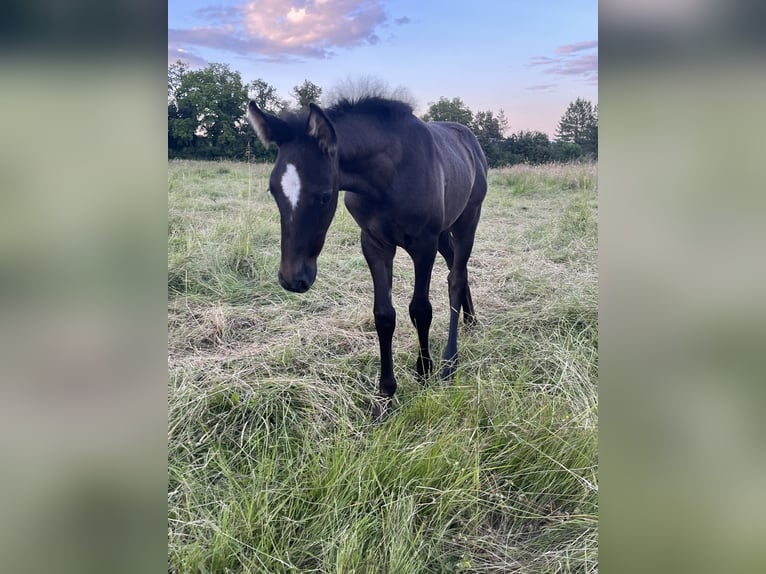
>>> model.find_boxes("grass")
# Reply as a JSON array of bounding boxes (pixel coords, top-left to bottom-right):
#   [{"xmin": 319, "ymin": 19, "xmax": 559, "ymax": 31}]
[{"xmin": 168, "ymin": 159, "xmax": 598, "ymax": 573}]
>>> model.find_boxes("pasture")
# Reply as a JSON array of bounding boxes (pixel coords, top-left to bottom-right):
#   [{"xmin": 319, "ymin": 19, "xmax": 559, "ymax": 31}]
[{"xmin": 168, "ymin": 160, "xmax": 598, "ymax": 573}]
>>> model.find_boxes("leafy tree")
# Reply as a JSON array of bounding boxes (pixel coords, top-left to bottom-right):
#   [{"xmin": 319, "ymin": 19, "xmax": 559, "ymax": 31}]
[
  {"xmin": 551, "ymin": 141, "xmax": 583, "ymax": 162},
  {"xmin": 168, "ymin": 63, "xmax": 249, "ymax": 159},
  {"xmin": 292, "ymin": 80, "xmax": 322, "ymax": 110},
  {"xmin": 506, "ymin": 131, "xmax": 553, "ymax": 164},
  {"xmin": 471, "ymin": 109, "xmax": 508, "ymax": 141},
  {"xmin": 422, "ymin": 97, "xmax": 473, "ymax": 126},
  {"xmin": 249, "ymin": 78, "xmax": 286, "ymax": 114},
  {"xmin": 168, "ymin": 61, "xmax": 193, "ymax": 152},
  {"xmin": 168, "ymin": 60, "xmax": 189, "ymax": 105},
  {"xmin": 555, "ymin": 98, "xmax": 597, "ymax": 158},
  {"xmin": 471, "ymin": 109, "xmax": 510, "ymax": 167}
]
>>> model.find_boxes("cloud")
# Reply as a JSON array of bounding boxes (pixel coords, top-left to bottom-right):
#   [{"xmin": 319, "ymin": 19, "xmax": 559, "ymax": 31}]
[
  {"xmin": 527, "ymin": 40, "xmax": 598, "ymax": 84},
  {"xmin": 394, "ymin": 17, "xmax": 410, "ymax": 25},
  {"xmin": 556, "ymin": 40, "xmax": 598, "ymax": 54},
  {"xmin": 194, "ymin": 4, "xmax": 243, "ymax": 25},
  {"xmin": 167, "ymin": 43, "xmax": 208, "ymax": 68},
  {"xmin": 525, "ymin": 84, "xmax": 558, "ymax": 92},
  {"xmin": 529, "ymin": 56, "xmax": 555, "ymax": 65},
  {"xmin": 169, "ymin": 0, "xmax": 389, "ymax": 62},
  {"xmin": 543, "ymin": 53, "xmax": 598, "ymax": 77}
]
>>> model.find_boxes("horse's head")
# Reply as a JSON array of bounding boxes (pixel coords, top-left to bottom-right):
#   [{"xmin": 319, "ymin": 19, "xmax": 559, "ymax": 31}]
[{"xmin": 247, "ymin": 101, "xmax": 340, "ymax": 293}]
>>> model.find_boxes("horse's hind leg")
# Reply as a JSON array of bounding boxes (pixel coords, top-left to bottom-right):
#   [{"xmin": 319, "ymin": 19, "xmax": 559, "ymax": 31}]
[
  {"xmin": 441, "ymin": 207, "xmax": 481, "ymax": 380},
  {"xmin": 438, "ymin": 231, "xmax": 476, "ymax": 326},
  {"xmin": 462, "ymin": 278, "xmax": 477, "ymax": 326}
]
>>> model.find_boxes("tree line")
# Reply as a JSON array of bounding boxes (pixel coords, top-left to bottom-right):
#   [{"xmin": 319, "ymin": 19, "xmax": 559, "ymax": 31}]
[{"xmin": 168, "ymin": 62, "xmax": 597, "ymax": 166}]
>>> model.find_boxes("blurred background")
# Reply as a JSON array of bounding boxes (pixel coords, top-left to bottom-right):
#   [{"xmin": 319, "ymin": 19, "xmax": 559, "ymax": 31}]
[
  {"xmin": 600, "ymin": 1, "xmax": 766, "ymax": 572},
  {"xmin": 0, "ymin": 1, "xmax": 167, "ymax": 573},
  {"xmin": 0, "ymin": 1, "xmax": 764, "ymax": 572}
]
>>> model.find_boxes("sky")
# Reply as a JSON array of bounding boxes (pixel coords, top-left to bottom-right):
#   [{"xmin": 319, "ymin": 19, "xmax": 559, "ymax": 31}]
[{"xmin": 168, "ymin": 0, "xmax": 597, "ymax": 137}]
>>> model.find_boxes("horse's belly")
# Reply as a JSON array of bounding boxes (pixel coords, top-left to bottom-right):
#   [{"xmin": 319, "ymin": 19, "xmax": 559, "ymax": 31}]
[{"xmin": 344, "ymin": 191, "xmax": 433, "ymax": 246}]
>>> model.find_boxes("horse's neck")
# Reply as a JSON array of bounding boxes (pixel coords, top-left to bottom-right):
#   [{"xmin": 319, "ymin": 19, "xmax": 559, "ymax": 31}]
[{"xmin": 335, "ymin": 117, "xmax": 398, "ymax": 199}]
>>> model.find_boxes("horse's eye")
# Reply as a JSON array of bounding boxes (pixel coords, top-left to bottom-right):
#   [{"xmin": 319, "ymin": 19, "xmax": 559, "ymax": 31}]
[{"xmin": 318, "ymin": 192, "xmax": 332, "ymax": 206}]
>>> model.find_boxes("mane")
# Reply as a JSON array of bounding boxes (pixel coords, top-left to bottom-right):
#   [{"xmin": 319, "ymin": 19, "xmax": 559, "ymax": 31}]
[
  {"xmin": 273, "ymin": 96, "xmax": 415, "ymax": 136},
  {"xmin": 327, "ymin": 96, "xmax": 414, "ymax": 122}
]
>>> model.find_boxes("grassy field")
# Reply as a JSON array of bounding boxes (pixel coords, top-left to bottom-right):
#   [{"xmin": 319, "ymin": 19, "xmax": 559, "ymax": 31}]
[{"xmin": 168, "ymin": 159, "xmax": 598, "ymax": 573}]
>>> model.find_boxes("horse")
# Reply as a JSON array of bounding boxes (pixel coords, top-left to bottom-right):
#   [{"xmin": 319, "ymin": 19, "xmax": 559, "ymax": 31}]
[{"xmin": 247, "ymin": 96, "xmax": 487, "ymax": 415}]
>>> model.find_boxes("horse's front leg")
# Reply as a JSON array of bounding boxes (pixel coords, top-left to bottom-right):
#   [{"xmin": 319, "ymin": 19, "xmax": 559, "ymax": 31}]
[
  {"xmin": 407, "ymin": 239, "xmax": 438, "ymax": 381},
  {"xmin": 361, "ymin": 231, "xmax": 397, "ymax": 403}
]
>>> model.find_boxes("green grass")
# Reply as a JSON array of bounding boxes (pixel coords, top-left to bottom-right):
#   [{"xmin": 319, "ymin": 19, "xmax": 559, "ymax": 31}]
[{"xmin": 168, "ymin": 159, "xmax": 598, "ymax": 573}]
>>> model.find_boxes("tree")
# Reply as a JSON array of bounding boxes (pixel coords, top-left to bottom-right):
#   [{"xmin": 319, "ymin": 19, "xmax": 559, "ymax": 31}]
[
  {"xmin": 471, "ymin": 109, "xmax": 510, "ymax": 167},
  {"xmin": 471, "ymin": 109, "xmax": 508, "ymax": 141},
  {"xmin": 168, "ymin": 63, "xmax": 249, "ymax": 159},
  {"xmin": 292, "ymin": 80, "xmax": 322, "ymax": 110},
  {"xmin": 506, "ymin": 131, "xmax": 553, "ymax": 164},
  {"xmin": 249, "ymin": 78, "xmax": 286, "ymax": 114},
  {"xmin": 422, "ymin": 97, "xmax": 473, "ymax": 126},
  {"xmin": 496, "ymin": 109, "xmax": 510, "ymax": 136},
  {"xmin": 555, "ymin": 98, "xmax": 598, "ymax": 158},
  {"xmin": 588, "ymin": 104, "xmax": 598, "ymax": 159},
  {"xmin": 551, "ymin": 141, "xmax": 583, "ymax": 162},
  {"xmin": 168, "ymin": 61, "xmax": 192, "ymax": 152},
  {"xmin": 168, "ymin": 60, "xmax": 189, "ymax": 105}
]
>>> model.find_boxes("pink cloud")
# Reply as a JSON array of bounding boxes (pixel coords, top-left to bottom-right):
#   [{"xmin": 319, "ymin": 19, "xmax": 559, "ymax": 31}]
[
  {"xmin": 169, "ymin": 0, "xmax": 389, "ymax": 61},
  {"xmin": 543, "ymin": 53, "xmax": 598, "ymax": 77},
  {"xmin": 527, "ymin": 40, "xmax": 598, "ymax": 85},
  {"xmin": 242, "ymin": 0, "xmax": 386, "ymax": 53},
  {"xmin": 556, "ymin": 40, "xmax": 598, "ymax": 54},
  {"xmin": 525, "ymin": 84, "xmax": 558, "ymax": 92}
]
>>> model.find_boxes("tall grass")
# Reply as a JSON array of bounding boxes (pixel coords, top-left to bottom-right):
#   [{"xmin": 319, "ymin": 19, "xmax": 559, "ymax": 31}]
[{"xmin": 168, "ymin": 160, "xmax": 598, "ymax": 573}]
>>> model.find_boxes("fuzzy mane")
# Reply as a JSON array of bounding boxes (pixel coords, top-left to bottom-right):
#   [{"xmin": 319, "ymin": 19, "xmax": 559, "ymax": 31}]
[
  {"xmin": 275, "ymin": 96, "xmax": 414, "ymax": 126},
  {"xmin": 327, "ymin": 96, "xmax": 414, "ymax": 122}
]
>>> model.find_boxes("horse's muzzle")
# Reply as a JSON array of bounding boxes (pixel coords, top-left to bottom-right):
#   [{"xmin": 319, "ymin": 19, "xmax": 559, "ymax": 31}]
[{"xmin": 278, "ymin": 261, "xmax": 316, "ymax": 293}]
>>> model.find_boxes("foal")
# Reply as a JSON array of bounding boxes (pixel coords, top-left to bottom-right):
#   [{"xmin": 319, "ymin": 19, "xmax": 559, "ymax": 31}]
[{"xmin": 247, "ymin": 97, "xmax": 487, "ymax": 410}]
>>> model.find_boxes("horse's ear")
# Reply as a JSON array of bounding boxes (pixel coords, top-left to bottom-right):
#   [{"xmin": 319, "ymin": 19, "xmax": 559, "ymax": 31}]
[
  {"xmin": 247, "ymin": 101, "xmax": 292, "ymax": 147},
  {"xmin": 307, "ymin": 103, "xmax": 337, "ymax": 156}
]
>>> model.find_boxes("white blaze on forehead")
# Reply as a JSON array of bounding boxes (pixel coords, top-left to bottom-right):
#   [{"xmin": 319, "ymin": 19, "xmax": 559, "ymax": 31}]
[{"xmin": 280, "ymin": 163, "xmax": 301, "ymax": 210}]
